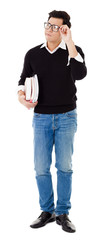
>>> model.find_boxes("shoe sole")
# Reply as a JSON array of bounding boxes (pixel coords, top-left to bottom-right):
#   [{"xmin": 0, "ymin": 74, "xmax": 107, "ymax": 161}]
[
  {"xmin": 56, "ymin": 219, "xmax": 76, "ymax": 233},
  {"xmin": 30, "ymin": 217, "xmax": 56, "ymax": 228}
]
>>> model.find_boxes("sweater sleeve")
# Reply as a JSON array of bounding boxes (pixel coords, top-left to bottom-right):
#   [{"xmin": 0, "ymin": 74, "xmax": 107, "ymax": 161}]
[
  {"xmin": 17, "ymin": 50, "xmax": 33, "ymax": 91},
  {"xmin": 70, "ymin": 45, "xmax": 87, "ymax": 81}
]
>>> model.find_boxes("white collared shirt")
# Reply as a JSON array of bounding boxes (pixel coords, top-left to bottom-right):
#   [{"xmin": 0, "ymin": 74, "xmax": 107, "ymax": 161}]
[{"xmin": 40, "ymin": 39, "xmax": 83, "ymax": 64}]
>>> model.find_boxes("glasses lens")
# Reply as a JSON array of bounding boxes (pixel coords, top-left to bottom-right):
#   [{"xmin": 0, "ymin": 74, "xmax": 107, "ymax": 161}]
[
  {"xmin": 44, "ymin": 22, "xmax": 50, "ymax": 29},
  {"xmin": 53, "ymin": 25, "xmax": 59, "ymax": 32},
  {"xmin": 44, "ymin": 22, "xmax": 59, "ymax": 32}
]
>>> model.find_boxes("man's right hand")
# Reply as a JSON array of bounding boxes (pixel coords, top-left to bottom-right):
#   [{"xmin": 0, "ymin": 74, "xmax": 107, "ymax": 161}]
[{"xmin": 18, "ymin": 90, "xmax": 38, "ymax": 110}]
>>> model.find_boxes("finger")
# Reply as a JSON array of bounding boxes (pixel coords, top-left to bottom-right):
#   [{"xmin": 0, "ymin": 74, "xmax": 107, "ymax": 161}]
[
  {"xmin": 60, "ymin": 26, "xmax": 65, "ymax": 31},
  {"xmin": 32, "ymin": 101, "xmax": 38, "ymax": 106},
  {"xmin": 60, "ymin": 27, "xmax": 67, "ymax": 33},
  {"xmin": 27, "ymin": 101, "xmax": 38, "ymax": 106},
  {"xmin": 30, "ymin": 100, "xmax": 38, "ymax": 104},
  {"xmin": 27, "ymin": 103, "xmax": 38, "ymax": 108},
  {"xmin": 60, "ymin": 25, "xmax": 68, "ymax": 30}
]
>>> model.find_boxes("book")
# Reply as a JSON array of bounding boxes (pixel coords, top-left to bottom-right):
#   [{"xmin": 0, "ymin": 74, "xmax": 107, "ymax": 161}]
[{"xmin": 24, "ymin": 74, "xmax": 39, "ymax": 103}]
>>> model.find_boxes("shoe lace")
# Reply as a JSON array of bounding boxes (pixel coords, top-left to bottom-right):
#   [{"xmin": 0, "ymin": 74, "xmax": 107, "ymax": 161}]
[
  {"xmin": 38, "ymin": 211, "xmax": 51, "ymax": 220},
  {"xmin": 59, "ymin": 214, "xmax": 71, "ymax": 223}
]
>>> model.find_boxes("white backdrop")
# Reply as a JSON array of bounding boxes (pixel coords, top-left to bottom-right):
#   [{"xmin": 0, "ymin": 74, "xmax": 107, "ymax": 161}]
[{"xmin": 0, "ymin": 0, "xmax": 110, "ymax": 239}]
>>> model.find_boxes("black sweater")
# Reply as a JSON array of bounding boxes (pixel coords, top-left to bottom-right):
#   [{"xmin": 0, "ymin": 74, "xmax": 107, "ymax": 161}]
[{"xmin": 18, "ymin": 43, "xmax": 87, "ymax": 114}]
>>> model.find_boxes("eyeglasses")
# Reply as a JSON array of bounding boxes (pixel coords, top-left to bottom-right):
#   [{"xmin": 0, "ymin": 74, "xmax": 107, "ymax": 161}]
[{"xmin": 44, "ymin": 22, "xmax": 60, "ymax": 32}]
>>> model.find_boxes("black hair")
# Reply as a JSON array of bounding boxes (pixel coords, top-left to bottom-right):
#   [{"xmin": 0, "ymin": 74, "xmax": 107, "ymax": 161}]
[{"xmin": 48, "ymin": 10, "xmax": 71, "ymax": 28}]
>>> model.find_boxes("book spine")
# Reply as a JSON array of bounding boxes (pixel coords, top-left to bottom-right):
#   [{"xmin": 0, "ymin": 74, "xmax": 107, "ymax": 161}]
[{"xmin": 25, "ymin": 74, "xmax": 39, "ymax": 103}]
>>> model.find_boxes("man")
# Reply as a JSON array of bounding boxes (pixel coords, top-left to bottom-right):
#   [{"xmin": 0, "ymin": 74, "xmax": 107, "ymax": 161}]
[{"xmin": 17, "ymin": 10, "xmax": 87, "ymax": 233}]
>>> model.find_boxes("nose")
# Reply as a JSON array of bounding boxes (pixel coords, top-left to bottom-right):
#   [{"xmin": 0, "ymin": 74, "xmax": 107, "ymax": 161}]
[{"xmin": 47, "ymin": 26, "xmax": 53, "ymax": 32}]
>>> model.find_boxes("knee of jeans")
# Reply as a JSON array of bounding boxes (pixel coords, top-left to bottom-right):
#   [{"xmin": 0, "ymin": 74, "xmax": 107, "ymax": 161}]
[
  {"xmin": 34, "ymin": 166, "xmax": 50, "ymax": 176},
  {"xmin": 55, "ymin": 162, "xmax": 73, "ymax": 173}
]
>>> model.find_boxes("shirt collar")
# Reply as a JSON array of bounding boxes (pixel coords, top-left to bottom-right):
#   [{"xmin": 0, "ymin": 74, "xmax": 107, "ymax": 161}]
[{"xmin": 40, "ymin": 39, "xmax": 66, "ymax": 53}]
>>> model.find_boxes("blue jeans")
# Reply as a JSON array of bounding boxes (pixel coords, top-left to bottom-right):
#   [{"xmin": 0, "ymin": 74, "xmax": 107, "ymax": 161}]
[{"xmin": 32, "ymin": 108, "xmax": 77, "ymax": 216}]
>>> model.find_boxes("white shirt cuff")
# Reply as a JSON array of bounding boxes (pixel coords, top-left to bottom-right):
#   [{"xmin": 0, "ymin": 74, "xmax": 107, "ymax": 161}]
[
  {"xmin": 74, "ymin": 52, "xmax": 83, "ymax": 63},
  {"xmin": 17, "ymin": 85, "xmax": 25, "ymax": 93}
]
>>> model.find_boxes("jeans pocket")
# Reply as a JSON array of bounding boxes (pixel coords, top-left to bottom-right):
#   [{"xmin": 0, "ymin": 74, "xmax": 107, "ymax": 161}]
[
  {"xmin": 65, "ymin": 108, "xmax": 77, "ymax": 117},
  {"xmin": 65, "ymin": 109, "xmax": 77, "ymax": 132},
  {"xmin": 32, "ymin": 113, "xmax": 41, "ymax": 128},
  {"xmin": 33, "ymin": 112, "xmax": 41, "ymax": 117}
]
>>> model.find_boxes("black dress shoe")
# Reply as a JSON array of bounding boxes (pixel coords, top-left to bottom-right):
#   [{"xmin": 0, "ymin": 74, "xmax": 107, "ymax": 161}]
[
  {"xmin": 56, "ymin": 214, "xmax": 76, "ymax": 233},
  {"xmin": 30, "ymin": 211, "xmax": 56, "ymax": 228}
]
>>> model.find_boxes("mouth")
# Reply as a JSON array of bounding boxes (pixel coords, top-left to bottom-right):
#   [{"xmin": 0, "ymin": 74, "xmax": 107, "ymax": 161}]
[{"xmin": 46, "ymin": 33, "xmax": 51, "ymax": 36}]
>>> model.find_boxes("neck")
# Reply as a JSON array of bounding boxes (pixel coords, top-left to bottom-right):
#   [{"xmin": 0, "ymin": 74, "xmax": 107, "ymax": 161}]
[{"xmin": 47, "ymin": 39, "xmax": 62, "ymax": 51}]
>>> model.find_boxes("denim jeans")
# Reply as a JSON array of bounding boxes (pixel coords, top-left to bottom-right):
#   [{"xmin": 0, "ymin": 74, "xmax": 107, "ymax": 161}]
[{"xmin": 32, "ymin": 108, "xmax": 77, "ymax": 216}]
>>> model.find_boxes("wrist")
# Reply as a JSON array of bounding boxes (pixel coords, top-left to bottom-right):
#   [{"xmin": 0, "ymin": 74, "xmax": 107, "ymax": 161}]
[
  {"xmin": 66, "ymin": 39, "xmax": 74, "ymax": 46},
  {"xmin": 66, "ymin": 39, "xmax": 78, "ymax": 58}
]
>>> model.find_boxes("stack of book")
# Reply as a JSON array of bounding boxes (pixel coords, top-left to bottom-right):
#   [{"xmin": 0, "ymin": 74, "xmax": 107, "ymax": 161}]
[{"xmin": 24, "ymin": 74, "xmax": 39, "ymax": 103}]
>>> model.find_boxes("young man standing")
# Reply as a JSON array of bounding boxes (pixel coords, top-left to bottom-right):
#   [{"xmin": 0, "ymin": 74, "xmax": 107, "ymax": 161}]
[{"xmin": 18, "ymin": 10, "xmax": 87, "ymax": 233}]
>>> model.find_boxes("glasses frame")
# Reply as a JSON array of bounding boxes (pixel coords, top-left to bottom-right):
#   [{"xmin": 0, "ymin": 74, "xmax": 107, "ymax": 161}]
[{"xmin": 44, "ymin": 22, "xmax": 60, "ymax": 32}]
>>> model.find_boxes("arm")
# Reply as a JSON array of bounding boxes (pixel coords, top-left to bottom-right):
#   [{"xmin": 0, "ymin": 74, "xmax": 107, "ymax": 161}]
[
  {"xmin": 66, "ymin": 40, "xmax": 87, "ymax": 80},
  {"xmin": 17, "ymin": 50, "xmax": 32, "ymax": 92},
  {"xmin": 17, "ymin": 51, "xmax": 38, "ymax": 109},
  {"xmin": 59, "ymin": 25, "xmax": 87, "ymax": 80}
]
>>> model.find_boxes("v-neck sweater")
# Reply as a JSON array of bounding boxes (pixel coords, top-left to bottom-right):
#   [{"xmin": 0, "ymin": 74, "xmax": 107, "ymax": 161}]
[{"xmin": 18, "ymin": 43, "xmax": 87, "ymax": 114}]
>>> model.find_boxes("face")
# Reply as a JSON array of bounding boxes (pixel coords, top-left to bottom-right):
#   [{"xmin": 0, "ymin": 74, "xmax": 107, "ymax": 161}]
[{"xmin": 44, "ymin": 17, "xmax": 63, "ymax": 43}]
